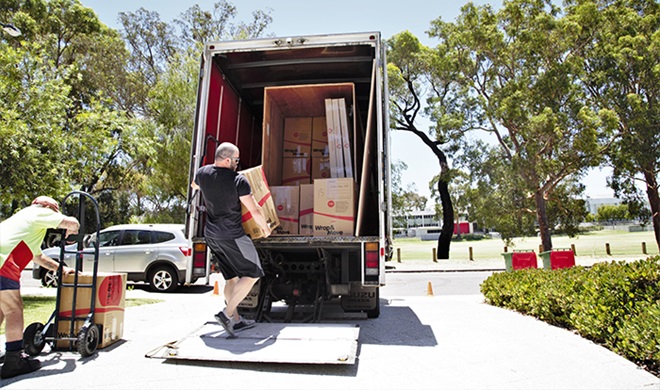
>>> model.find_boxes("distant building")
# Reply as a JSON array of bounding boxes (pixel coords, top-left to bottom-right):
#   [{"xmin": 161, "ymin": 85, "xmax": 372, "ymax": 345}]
[
  {"xmin": 402, "ymin": 209, "xmax": 440, "ymax": 228},
  {"xmin": 584, "ymin": 197, "xmax": 622, "ymax": 215}
]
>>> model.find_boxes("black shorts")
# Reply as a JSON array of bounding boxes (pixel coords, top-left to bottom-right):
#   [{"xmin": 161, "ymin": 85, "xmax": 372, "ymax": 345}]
[{"xmin": 206, "ymin": 235, "xmax": 264, "ymax": 280}]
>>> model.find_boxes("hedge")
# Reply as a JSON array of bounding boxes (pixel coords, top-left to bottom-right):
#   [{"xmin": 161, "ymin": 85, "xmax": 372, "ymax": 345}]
[{"xmin": 480, "ymin": 256, "xmax": 660, "ymax": 376}]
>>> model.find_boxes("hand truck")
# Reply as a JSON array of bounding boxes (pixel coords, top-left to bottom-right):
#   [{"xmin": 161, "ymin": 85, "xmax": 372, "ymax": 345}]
[{"xmin": 23, "ymin": 190, "xmax": 102, "ymax": 357}]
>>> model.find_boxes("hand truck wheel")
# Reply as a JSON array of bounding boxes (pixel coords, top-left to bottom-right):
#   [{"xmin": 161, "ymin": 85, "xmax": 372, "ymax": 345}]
[
  {"xmin": 77, "ymin": 324, "xmax": 100, "ymax": 357},
  {"xmin": 23, "ymin": 322, "xmax": 47, "ymax": 356}
]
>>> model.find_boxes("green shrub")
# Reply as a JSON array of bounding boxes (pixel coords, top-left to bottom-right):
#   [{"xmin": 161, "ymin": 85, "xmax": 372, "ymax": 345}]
[
  {"xmin": 481, "ymin": 256, "xmax": 660, "ymax": 376},
  {"xmin": 614, "ymin": 300, "xmax": 660, "ymax": 375}
]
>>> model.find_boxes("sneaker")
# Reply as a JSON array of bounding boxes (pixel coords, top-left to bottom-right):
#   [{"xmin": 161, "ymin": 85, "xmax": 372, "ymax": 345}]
[
  {"xmin": 214, "ymin": 310, "xmax": 235, "ymax": 337},
  {"xmin": 0, "ymin": 350, "xmax": 41, "ymax": 379},
  {"xmin": 233, "ymin": 317, "xmax": 256, "ymax": 332}
]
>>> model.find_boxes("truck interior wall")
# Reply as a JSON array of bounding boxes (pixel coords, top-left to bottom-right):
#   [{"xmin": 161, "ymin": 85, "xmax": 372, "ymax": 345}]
[
  {"xmin": 203, "ymin": 63, "xmax": 224, "ymax": 166},
  {"xmin": 237, "ymin": 102, "xmax": 261, "ymax": 169},
  {"xmin": 205, "ymin": 63, "xmax": 253, "ymax": 166}
]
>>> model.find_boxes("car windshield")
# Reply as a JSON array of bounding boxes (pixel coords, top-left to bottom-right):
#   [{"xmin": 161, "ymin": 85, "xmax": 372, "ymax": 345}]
[{"xmin": 87, "ymin": 230, "xmax": 121, "ymax": 247}]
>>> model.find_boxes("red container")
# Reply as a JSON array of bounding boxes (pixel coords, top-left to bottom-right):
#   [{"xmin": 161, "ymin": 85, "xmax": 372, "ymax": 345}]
[
  {"xmin": 543, "ymin": 250, "xmax": 575, "ymax": 270},
  {"xmin": 511, "ymin": 251, "xmax": 538, "ymax": 270}
]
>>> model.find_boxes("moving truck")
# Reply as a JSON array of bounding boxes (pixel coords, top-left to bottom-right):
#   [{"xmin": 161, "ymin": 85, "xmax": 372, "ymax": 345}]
[{"xmin": 186, "ymin": 31, "xmax": 392, "ymax": 321}]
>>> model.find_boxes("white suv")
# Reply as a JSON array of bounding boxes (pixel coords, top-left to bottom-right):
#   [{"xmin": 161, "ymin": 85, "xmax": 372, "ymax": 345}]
[{"xmin": 34, "ymin": 224, "xmax": 193, "ymax": 293}]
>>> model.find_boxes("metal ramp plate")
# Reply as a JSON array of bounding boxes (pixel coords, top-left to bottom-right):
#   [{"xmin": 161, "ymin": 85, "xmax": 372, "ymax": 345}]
[{"xmin": 145, "ymin": 322, "xmax": 360, "ymax": 365}]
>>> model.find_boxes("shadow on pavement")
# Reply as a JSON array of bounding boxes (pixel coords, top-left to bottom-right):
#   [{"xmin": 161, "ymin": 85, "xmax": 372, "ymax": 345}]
[{"xmin": 127, "ymin": 283, "xmax": 213, "ymax": 295}]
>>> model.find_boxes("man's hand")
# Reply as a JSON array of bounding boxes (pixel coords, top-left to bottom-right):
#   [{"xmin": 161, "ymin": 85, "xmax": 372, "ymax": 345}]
[
  {"xmin": 261, "ymin": 225, "xmax": 272, "ymax": 238},
  {"xmin": 62, "ymin": 266, "xmax": 79, "ymax": 275}
]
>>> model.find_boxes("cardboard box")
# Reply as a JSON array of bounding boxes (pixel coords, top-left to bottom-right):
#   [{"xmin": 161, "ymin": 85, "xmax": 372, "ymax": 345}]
[
  {"xmin": 299, "ymin": 184, "xmax": 314, "ymax": 235},
  {"xmin": 238, "ymin": 165, "xmax": 280, "ymax": 239},
  {"xmin": 312, "ymin": 156, "xmax": 331, "ymax": 180},
  {"xmin": 311, "ymin": 116, "xmax": 329, "ymax": 157},
  {"xmin": 313, "ymin": 178, "xmax": 355, "ymax": 236},
  {"xmin": 281, "ymin": 157, "xmax": 311, "ymax": 186},
  {"xmin": 271, "ymin": 186, "xmax": 300, "ymax": 235},
  {"xmin": 57, "ymin": 272, "xmax": 126, "ymax": 349},
  {"xmin": 283, "ymin": 117, "xmax": 312, "ymax": 157}
]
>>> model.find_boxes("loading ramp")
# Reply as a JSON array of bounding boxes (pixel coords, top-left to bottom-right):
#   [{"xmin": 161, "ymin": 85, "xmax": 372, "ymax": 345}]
[{"xmin": 145, "ymin": 321, "xmax": 360, "ymax": 365}]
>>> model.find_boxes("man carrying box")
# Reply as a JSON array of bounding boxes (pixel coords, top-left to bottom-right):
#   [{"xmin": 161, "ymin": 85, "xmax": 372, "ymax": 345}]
[{"xmin": 191, "ymin": 142, "xmax": 271, "ymax": 337}]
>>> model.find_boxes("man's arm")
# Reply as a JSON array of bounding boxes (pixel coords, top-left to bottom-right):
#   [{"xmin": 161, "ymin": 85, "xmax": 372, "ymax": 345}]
[
  {"xmin": 58, "ymin": 216, "xmax": 80, "ymax": 238},
  {"xmin": 33, "ymin": 253, "xmax": 77, "ymax": 275},
  {"xmin": 239, "ymin": 194, "xmax": 272, "ymax": 238}
]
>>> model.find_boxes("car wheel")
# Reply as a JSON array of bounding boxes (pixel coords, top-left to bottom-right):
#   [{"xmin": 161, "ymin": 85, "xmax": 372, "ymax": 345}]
[
  {"xmin": 41, "ymin": 269, "xmax": 59, "ymax": 288},
  {"xmin": 148, "ymin": 265, "xmax": 179, "ymax": 293}
]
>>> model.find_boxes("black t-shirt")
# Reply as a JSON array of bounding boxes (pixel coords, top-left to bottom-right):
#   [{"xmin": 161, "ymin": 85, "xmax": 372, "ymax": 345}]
[{"xmin": 194, "ymin": 164, "xmax": 251, "ymax": 239}]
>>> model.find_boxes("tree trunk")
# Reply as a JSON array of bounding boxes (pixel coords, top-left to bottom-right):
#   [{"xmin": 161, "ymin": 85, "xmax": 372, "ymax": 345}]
[
  {"xmin": 535, "ymin": 191, "xmax": 553, "ymax": 252},
  {"xmin": 643, "ymin": 171, "xmax": 660, "ymax": 252},
  {"xmin": 436, "ymin": 175, "xmax": 454, "ymax": 259}
]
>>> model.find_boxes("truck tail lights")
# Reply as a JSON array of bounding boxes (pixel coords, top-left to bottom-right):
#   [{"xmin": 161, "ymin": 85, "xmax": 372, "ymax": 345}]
[{"xmin": 365, "ymin": 242, "xmax": 379, "ymax": 275}]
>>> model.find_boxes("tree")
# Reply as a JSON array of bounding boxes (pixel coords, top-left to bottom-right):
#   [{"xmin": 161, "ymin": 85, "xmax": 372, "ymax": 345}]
[
  {"xmin": 426, "ymin": 0, "xmax": 616, "ymax": 251},
  {"xmin": 566, "ymin": 0, "xmax": 660, "ymax": 250},
  {"xmin": 595, "ymin": 203, "xmax": 629, "ymax": 223},
  {"xmin": 117, "ymin": 2, "xmax": 274, "ymax": 222},
  {"xmin": 387, "ymin": 31, "xmax": 455, "ymax": 259},
  {"xmin": 0, "ymin": 42, "xmax": 73, "ymax": 209}
]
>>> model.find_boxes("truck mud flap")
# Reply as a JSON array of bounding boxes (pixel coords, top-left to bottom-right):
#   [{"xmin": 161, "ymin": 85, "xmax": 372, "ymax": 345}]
[{"xmin": 145, "ymin": 321, "xmax": 360, "ymax": 365}]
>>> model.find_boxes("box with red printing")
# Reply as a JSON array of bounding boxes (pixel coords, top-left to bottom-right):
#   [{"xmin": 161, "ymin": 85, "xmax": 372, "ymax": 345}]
[
  {"xmin": 57, "ymin": 272, "xmax": 126, "ymax": 349},
  {"xmin": 299, "ymin": 184, "xmax": 314, "ymax": 235},
  {"xmin": 283, "ymin": 117, "xmax": 312, "ymax": 157},
  {"xmin": 281, "ymin": 157, "xmax": 311, "ymax": 186},
  {"xmin": 313, "ymin": 178, "xmax": 355, "ymax": 236},
  {"xmin": 271, "ymin": 186, "xmax": 300, "ymax": 235},
  {"xmin": 238, "ymin": 165, "xmax": 280, "ymax": 239}
]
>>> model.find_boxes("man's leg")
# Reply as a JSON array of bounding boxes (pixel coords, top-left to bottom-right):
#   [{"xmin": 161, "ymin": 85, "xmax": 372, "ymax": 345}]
[
  {"xmin": 0, "ymin": 289, "xmax": 40, "ymax": 378},
  {"xmin": 224, "ymin": 276, "xmax": 259, "ymax": 322},
  {"xmin": 0, "ymin": 289, "xmax": 24, "ymax": 343},
  {"xmin": 223, "ymin": 277, "xmax": 238, "ymax": 305}
]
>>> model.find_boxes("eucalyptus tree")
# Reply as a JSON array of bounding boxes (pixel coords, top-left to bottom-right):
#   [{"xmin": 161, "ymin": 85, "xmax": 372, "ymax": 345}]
[
  {"xmin": 566, "ymin": 0, "xmax": 660, "ymax": 250},
  {"xmin": 0, "ymin": 0, "xmax": 151, "ymax": 226},
  {"xmin": 387, "ymin": 31, "xmax": 457, "ymax": 259},
  {"xmin": 117, "ymin": 2, "xmax": 273, "ymax": 222},
  {"xmin": 427, "ymin": 0, "xmax": 616, "ymax": 251}
]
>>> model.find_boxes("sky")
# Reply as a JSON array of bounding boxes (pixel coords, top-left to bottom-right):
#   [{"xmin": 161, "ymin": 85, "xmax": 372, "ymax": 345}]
[{"xmin": 79, "ymin": 0, "xmax": 616, "ymax": 202}]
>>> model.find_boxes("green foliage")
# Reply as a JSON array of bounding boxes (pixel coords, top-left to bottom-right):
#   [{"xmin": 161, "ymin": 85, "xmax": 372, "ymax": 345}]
[
  {"xmin": 596, "ymin": 203, "xmax": 630, "ymax": 222},
  {"xmin": 565, "ymin": 0, "xmax": 660, "ymax": 247},
  {"xmin": 451, "ymin": 233, "xmax": 486, "ymax": 242},
  {"xmin": 481, "ymin": 256, "xmax": 660, "ymax": 375},
  {"xmin": 0, "ymin": 1, "xmax": 273, "ymax": 224}
]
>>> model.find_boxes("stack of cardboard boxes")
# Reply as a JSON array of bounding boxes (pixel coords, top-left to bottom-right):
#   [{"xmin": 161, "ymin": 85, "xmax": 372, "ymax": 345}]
[{"xmin": 258, "ymin": 83, "xmax": 357, "ymax": 238}]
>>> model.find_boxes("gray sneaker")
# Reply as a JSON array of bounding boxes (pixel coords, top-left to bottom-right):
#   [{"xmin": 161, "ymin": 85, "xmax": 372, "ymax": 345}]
[
  {"xmin": 233, "ymin": 317, "xmax": 256, "ymax": 332},
  {"xmin": 214, "ymin": 310, "xmax": 235, "ymax": 337}
]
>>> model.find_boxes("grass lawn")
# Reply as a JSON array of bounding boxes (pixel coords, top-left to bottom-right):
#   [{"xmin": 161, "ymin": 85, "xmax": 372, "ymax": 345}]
[
  {"xmin": 393, "ymin": 229, "xmax": 660, "ymax": 262},
  {"xmin": 1, "ymin": 296, "xmax": 162, "ymax": 336}
]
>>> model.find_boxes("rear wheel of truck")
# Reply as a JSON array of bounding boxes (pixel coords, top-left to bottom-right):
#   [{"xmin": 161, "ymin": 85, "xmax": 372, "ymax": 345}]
[{"xmin": 365, "ymin": 289, "xmax": 380, "ymax": 318}]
